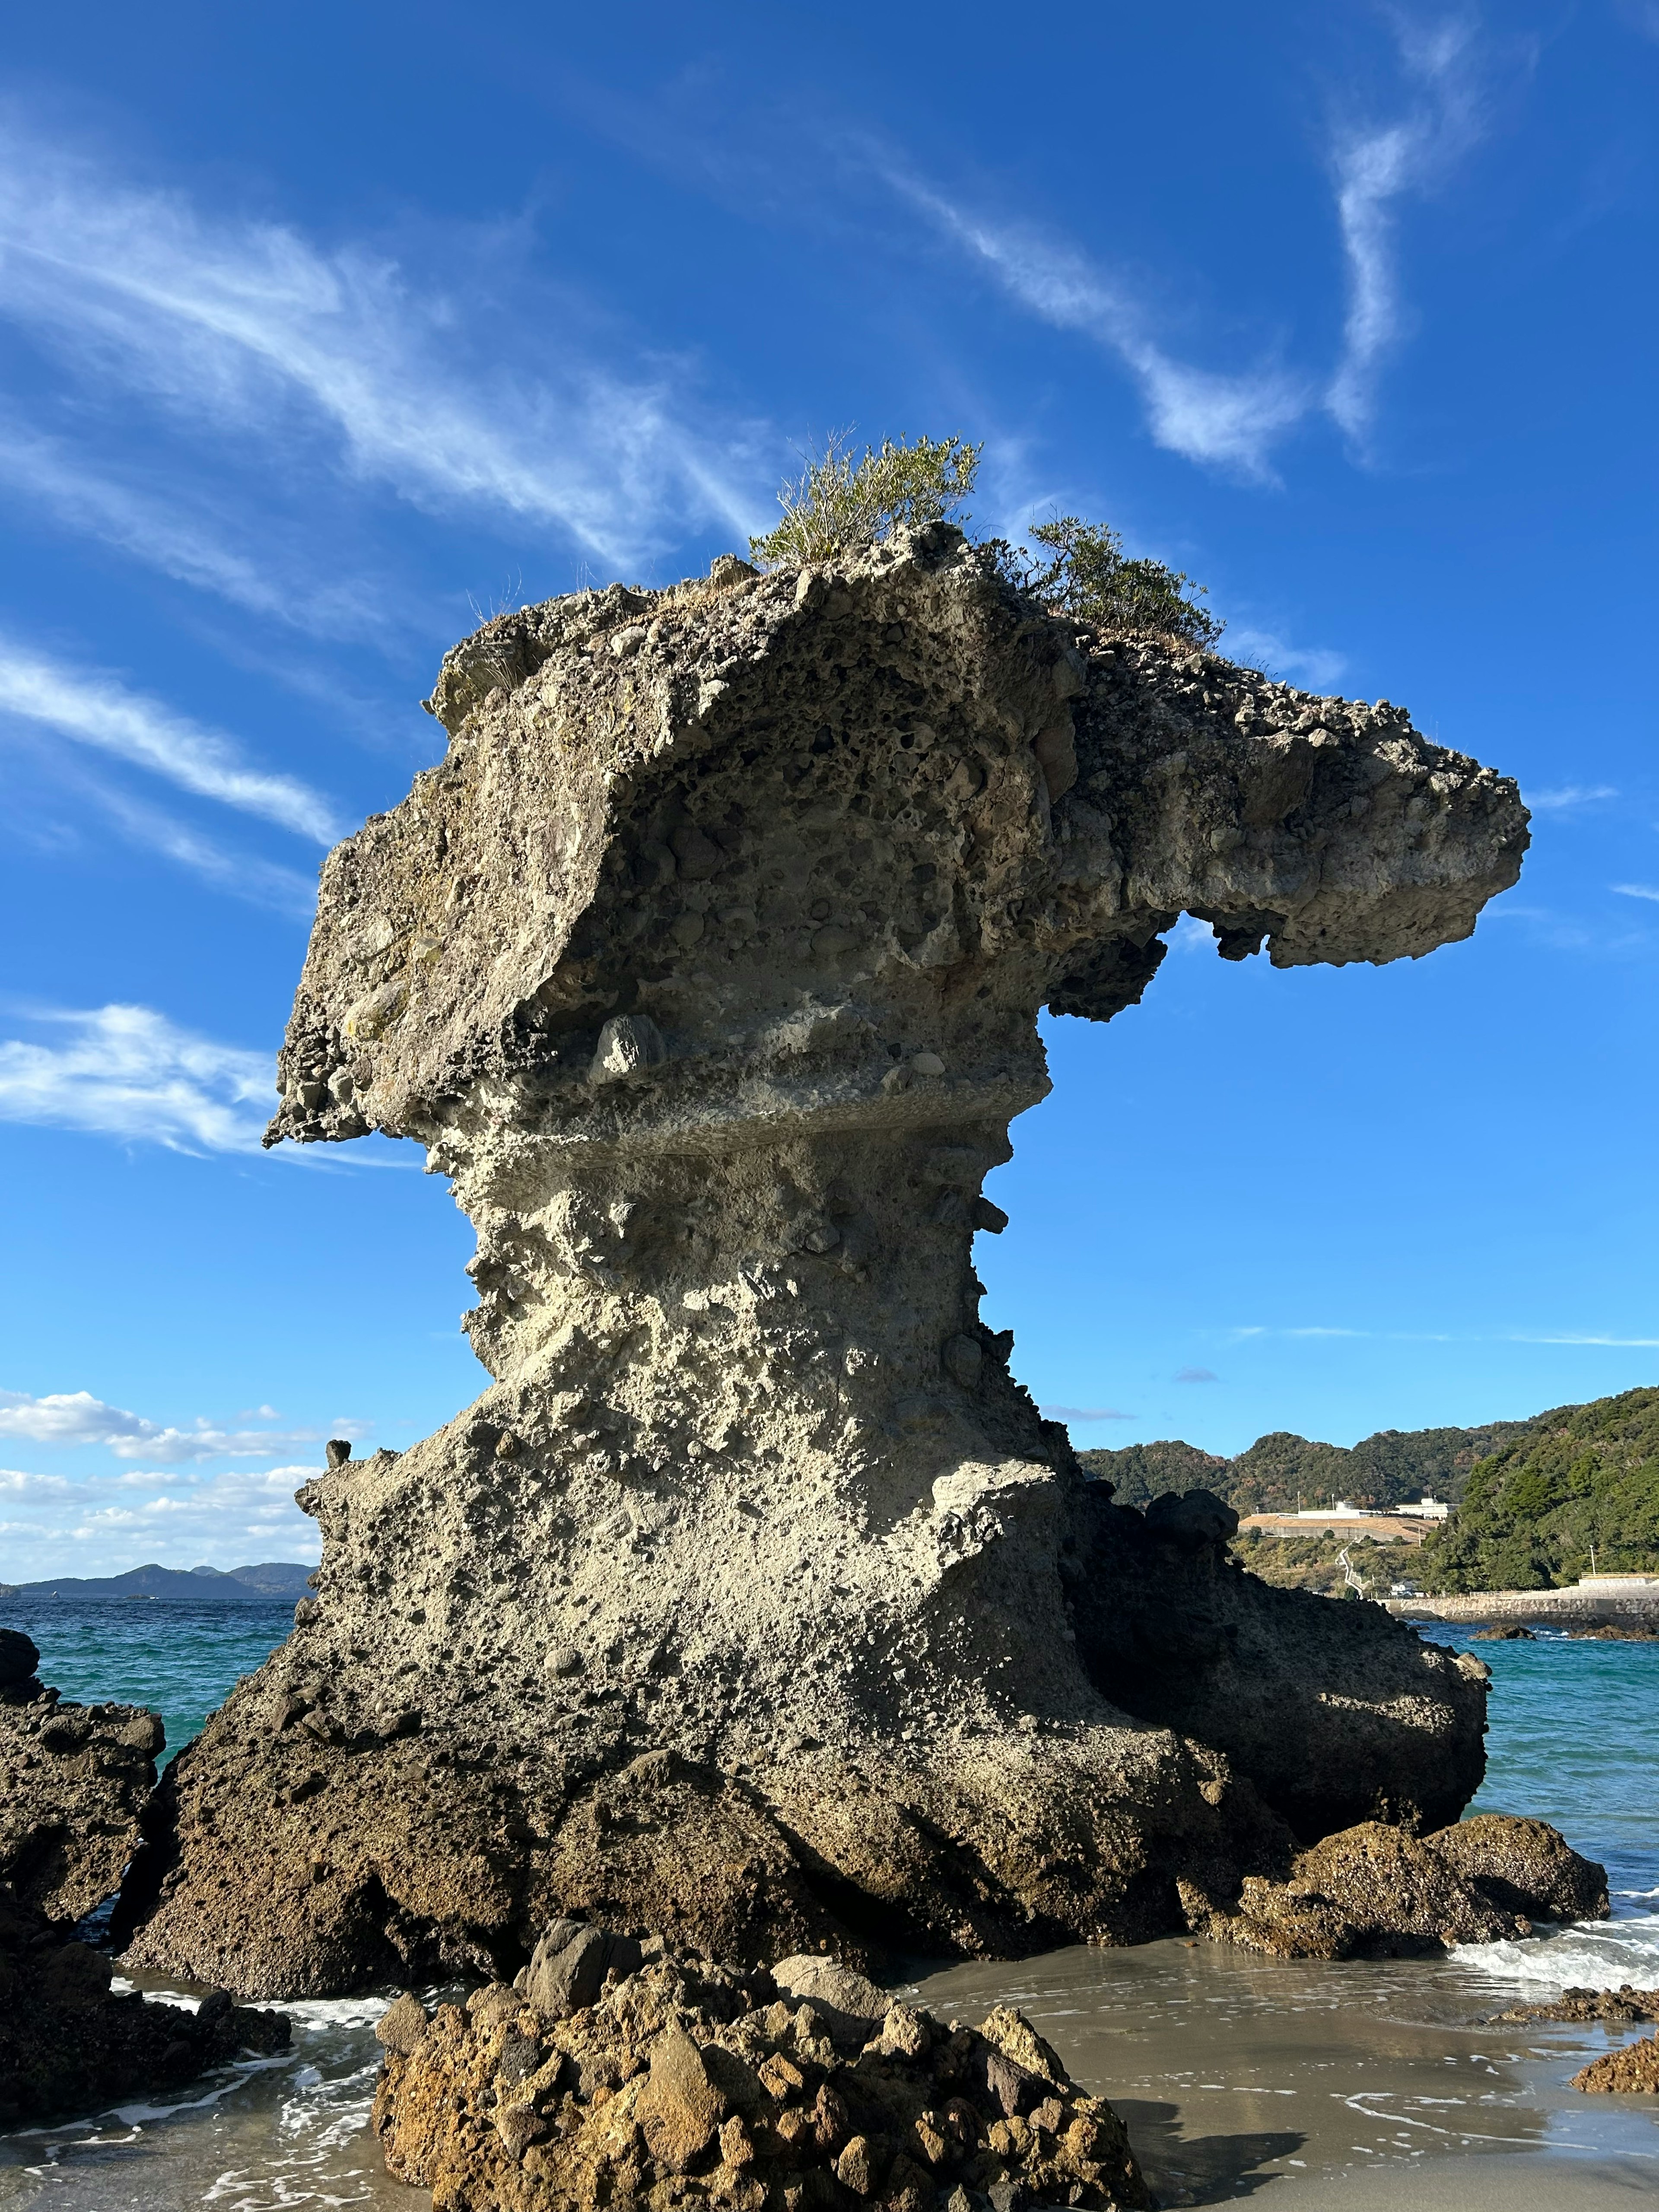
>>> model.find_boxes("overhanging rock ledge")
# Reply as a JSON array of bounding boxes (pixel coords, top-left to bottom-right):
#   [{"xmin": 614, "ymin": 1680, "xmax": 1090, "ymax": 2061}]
[{"xmin": 120, "ymin": 525, "xmax": 1527, "ymax": 1996}]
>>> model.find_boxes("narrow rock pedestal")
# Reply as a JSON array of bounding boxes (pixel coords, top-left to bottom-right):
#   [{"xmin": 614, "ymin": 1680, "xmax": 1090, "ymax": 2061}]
[{"xmin": 121, "ymin": 527, "xmax": 1527, "ymax": 1996}]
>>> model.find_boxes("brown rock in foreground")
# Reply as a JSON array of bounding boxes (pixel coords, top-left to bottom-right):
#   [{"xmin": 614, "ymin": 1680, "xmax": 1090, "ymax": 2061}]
[
  {"xmin": 1572, "ymin": 2036, "xmax": 1659, "ymax": 2092},
  {"xmin": 1492, "ymin": 1983, "xmax": 1659, "ymax": 2025},
  {"xmin": 1181, "ymin": 1811, "xmax": 1607, "ymax": 1959},
  {"xmin": 0, "ymin": 1880, "xmax": 289, "ymax": 2127},
  {"xmin": 0, "ymin": 1630, "xmax": 163, "ymax": 1923},
  {"xmin": 124, "ymin": 526, "xmax": 1522, "ymax": 1994},
  {"xmin": 373, "ymin": 1925, "xmax": 1148, "ymax": 2211}
]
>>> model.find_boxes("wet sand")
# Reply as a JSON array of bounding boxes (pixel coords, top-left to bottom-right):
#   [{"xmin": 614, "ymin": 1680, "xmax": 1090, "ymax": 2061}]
[
  {"xmin": 916, "ymin": 1937, "xmax": 1659, "ymax": 2206},
  {"xmin": 4, "ymin": 1937, "xmax": 1656, "ymax": 2207}
]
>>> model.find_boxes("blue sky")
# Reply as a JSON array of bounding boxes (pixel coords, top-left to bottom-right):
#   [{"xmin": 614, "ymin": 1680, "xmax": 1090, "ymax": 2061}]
[{"xmin": 2, "ymin": 2, "xmax": 1656, "ymax": 1573}]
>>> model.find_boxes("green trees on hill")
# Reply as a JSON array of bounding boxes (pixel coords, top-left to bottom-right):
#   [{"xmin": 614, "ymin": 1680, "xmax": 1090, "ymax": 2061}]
[
  {"xmin": 1079, "ymin": 1417, "xmax": 1534, "ymax": 1515},
  {"xmin": 1416, "ymin": 1388, "xmax": 1659, "ymax": 1591},
  {"xmin": 1080, "ymin": 1388, "xmax": 1659, "ymax": 1595}
]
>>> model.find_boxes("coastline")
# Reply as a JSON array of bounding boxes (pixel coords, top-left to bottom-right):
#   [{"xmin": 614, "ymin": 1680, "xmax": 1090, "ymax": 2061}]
[
  {"xmin": 913, "ymin": 1935, "xmax": 1659, "ymax": 2207},
  {"xmin": 2, "ymin": 1615, "xmax": 1655, "ymax": 2207}
]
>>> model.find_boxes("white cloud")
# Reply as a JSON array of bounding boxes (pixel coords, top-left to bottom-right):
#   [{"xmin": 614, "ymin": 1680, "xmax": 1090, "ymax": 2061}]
[
  {"xmin": 885, "ymin": 171, "xmax": 1308, "ymax": 480},
  {"xmin": 1226, "ymin": 627, "xmax": 1349, "ymax": 690},
  {"xmin": 0, "ymin": 420, "xmax": 390, "ymax": 638},
  {"xmin": 1040, "ymin": 1405, "xmax": 1135, "ymax": 1422},
  {"xmin": 1510, "ymin": 1333, "xmax": 1659, "ymax": 1349},
  {"xmin": 0, "ymin": 125, "xmax": 763, "ymax": 571},
  {"xmin": 1326, "ymin": 19, "xmax": 1491, "ymax": 441},
  {"xmin": 0, "ymin": 1003, "xmax": 273, "ymax": 1153},
  {"xmin": 0, "ymin": 1464, "xmax": 321, "ymax": 1576},
  {"xmin": 873, "ymin": 23, "xmax": 1502, "ymax": 479},
  {"xmin": 0, "ymin": 640, "xmax": 337, "ymax": 841},
  {"xmin": 0, "ymin": 1387, "xmax": 318, "ymax": 1463},
  {"xmin": 75, "ymin": 775, "xmax": 320, "ymax": 917},
  {"xmin": 1612, "ymin": 883, "xmax": 1659, "ymax": 904},
  {"xmin": 1526, "ymin": 785, "xmax": 1617, "ymax": 814},
  {"xmin": 1170, "ymin": 917, "xmax": 1220, "ymax": 954}
]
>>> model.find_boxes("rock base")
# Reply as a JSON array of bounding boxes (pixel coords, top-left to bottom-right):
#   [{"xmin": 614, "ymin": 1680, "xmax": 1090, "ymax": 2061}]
[
  {"xmin": 0, "ymin": 1880, "xmax": 289, "ymax": 2127},
  {"xmin": 1573, "ymin": 2037, "xmax": 1659, "ymax": 2092},
  {"xmin": 373, "ymin": 1928, "xmax": 1148, "ymax": 2212},
  {"xmin": 1180, "ymin": 1813, "xmax": 1607, "ymax": 1959}
]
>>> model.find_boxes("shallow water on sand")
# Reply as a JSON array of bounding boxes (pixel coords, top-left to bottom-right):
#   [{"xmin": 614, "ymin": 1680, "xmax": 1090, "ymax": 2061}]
[{"xmin": 0, "ymin": 1611, "xmax": 1654, "ymax": 2207}]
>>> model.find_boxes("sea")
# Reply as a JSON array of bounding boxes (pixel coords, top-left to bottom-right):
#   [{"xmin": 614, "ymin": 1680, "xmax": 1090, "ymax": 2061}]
[{"xmin": 0, "ymin": 1604, "xmax": 1654, "ymax": 2209}]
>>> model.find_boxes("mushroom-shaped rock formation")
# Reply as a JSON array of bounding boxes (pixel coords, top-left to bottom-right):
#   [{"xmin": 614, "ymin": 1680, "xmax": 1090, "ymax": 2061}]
[{"xmin": 121, "ymin": 527, "xmax": 1526, "ymax": 1997}]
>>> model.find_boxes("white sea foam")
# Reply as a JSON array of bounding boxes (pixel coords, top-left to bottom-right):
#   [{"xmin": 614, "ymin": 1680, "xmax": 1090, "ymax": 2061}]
[{"xmin": 1454, "ymin": 1911, "xmax": 1659, "ymax": 1990}]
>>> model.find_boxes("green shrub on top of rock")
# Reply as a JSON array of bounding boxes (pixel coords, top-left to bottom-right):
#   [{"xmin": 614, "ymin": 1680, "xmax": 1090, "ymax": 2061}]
[
  {"xmin": 992, "ymin": 514, "xmax": 1224, "ymax": 649},
  {"xmin": 748, "ymin": 433, "xmax": 981, "ymax": 568},
  {"xmin": 747, "ymin": 432, "xmax": 1222, "ymax": 654}
]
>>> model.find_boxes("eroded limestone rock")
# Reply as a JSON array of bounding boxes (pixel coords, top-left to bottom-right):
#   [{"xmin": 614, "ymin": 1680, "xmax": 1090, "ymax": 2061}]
[
  {"xmin": 372, "ymin": 1932, "xmax": 1149, "ymax": 2211},
  {"xmin": 121, "ymin": 527, "xmax": 1527, "ymax": 1995}
]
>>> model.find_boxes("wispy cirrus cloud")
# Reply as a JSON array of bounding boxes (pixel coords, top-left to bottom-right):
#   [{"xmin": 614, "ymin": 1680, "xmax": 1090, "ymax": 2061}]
[
  {"xmin": 884, "ymin": 167, "xmax": 1310, "ymax": 480},
  {"xmin": 73, "ymin": 777, "xmax": 319, "ymax": 916},
  {"xmin": 0, "ymin": 420, "xmax": 391, "ymax": 638},
  {"xmin": 1613, "ymin": 883, "xmax": 1659, "ymax": 904},
  {"xmin": 874, "ymin": 19, "xmax": 1502, "ymax": 478},
  {"xmin": 0, "ymin": 1387, "xmax": 317, "ymax": 1463},
  {"xmin": 1226, "ymin": 627, "xmax": 1349, "ymax": 690},
  {"xmin": 0, "ymin": 123, "xmax": 764, "ymax": 572},
  {"xmin": 1325, "ymin": 19, "xmax": 1494, "ymax": 440},
  {"xmin": 0, "ymin": 641, "xmax": 337, "ymax": 840},
  {"xmin": 1526, "ymin": 784, "xmax": 1618, "ymax": 814},
  {"xmin": 0, "ymin": 1003, "xmax": 273, "ymax": 1153},
  {"xmin": 1040, "ymin": 1405, "xmax": 1135, "ymax": 1422},
  {"xmin": 0, "ymin": 1463, "xmax": 321, "ymax": 1573}
]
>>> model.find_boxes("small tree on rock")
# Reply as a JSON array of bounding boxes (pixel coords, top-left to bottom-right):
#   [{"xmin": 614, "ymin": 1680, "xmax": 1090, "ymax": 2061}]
[
  {"xmin": 749, "ymin": 433, "xmax": 980, "ymax": 568},
  {"xmin": 997, "ymin": 515, "xmax": 1224, "ymax": 649}
]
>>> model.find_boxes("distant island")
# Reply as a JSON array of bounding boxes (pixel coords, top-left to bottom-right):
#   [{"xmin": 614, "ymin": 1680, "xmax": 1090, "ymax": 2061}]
[
  {"xmin": 1081, "ymin": 1384, "xmax": 1659, "ymax": 1595},
  {"xmin": 0, "ymin": 1561, "xmax": 315, "ymax": 1604}
]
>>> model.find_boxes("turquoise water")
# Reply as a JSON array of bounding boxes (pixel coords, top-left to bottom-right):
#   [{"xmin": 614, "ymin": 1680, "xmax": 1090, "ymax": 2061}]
[{"xmin": 0, "ymin": 1599, "xmax": 294, "ymax": 1758}]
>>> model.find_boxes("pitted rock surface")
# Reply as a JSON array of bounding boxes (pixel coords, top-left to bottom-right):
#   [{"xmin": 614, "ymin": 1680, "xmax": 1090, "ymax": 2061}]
[
  {"xmin": 121, "ymin": 526, "xmax": 1526, "ymax": 1995},
  {"xmin": 1179, "ymin": 1811, "xmax": 1607, "ymax": 1959},
  {"xmin": 1573, "ymin": 2036, "xmax": 1659, "ymax": 2093},
  {"xmin": 0, "ymin": 1637, "xmax": 163, "ymax": 1923},
  {"xmin": 371, "ymin": 1936, "xmax": 1149, "ymax": 2211}
]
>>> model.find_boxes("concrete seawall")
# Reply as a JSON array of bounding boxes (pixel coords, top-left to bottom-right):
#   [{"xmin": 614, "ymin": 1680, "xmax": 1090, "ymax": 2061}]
[{"xmin": 1387, "ymin": 1588, "xmax": 1659, "ymax": 1627}]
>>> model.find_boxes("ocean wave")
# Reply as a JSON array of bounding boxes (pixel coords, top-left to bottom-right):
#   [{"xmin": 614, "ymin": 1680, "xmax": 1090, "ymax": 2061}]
[{"xmin": 1454, "ymin": 1911, "xmax": 1659, "ymax": 1989}]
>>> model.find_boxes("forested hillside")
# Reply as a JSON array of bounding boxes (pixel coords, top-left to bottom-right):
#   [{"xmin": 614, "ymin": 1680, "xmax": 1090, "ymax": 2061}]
[
  {"xmin": 1077, "ymin": 1388, "xmax": 1659, "ymax": 1593},
  {"xmin": 1080, "ymin": 1414, "xmax": 1539, "ymax": 1514},
  {"xmin": 1414, "ymin": 1388, "xmax": 1659, "ymax": 1590}
]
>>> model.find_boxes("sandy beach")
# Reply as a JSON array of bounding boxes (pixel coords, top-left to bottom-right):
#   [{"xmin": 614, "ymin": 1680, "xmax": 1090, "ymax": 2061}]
[{"xmin": 915, "ymin": 1935, "xmax": 1659, "ymax": 2206}]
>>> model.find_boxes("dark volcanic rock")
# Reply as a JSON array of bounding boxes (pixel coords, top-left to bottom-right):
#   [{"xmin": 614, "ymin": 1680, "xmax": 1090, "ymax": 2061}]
[
  {"xmin": 0, "ymin": 1678, "xmax": 163, "ymax": 1923},
  {"xmin": 1182, "ymin": 1812, "xmax": 1607, "ymax": 1959},
  {"xmin": 372, "ymin": 1929, "xmax": 1148, "ymax": 2210},
  {"xmin": 0, "ymin": 1881, "xmax": 289, "ymax": 2126},
  {"xmin": 121, "ymin": 528, "xmax": 1524, "ymax": 1995}
]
